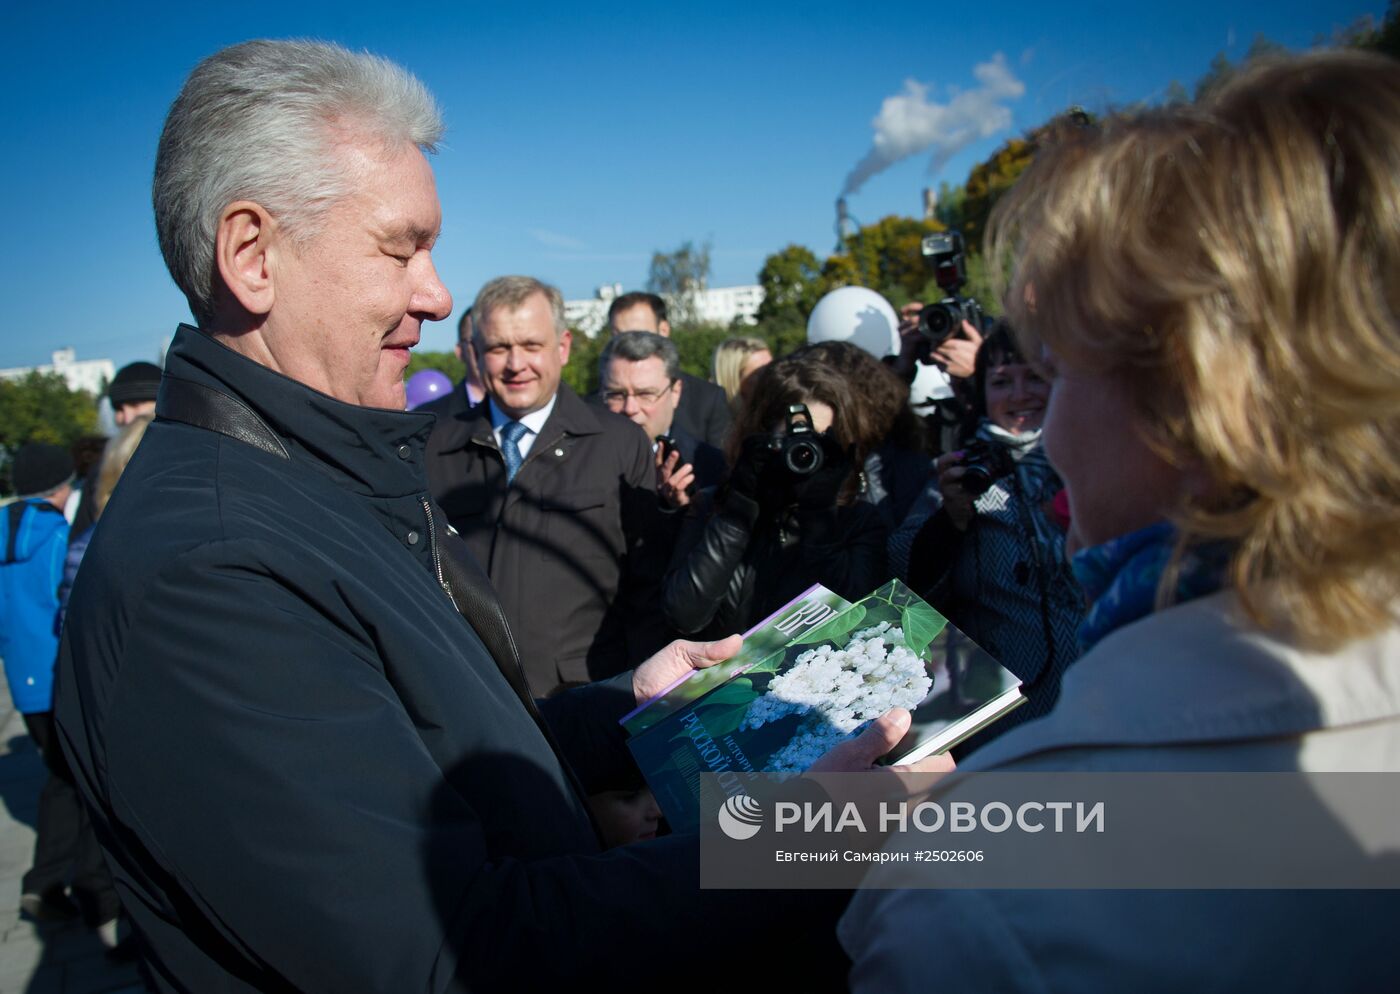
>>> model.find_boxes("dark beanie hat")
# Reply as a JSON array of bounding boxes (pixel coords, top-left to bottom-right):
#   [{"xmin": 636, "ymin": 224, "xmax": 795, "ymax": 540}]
[
  {"xmin": 12, "ymin": 443, "xmax": 74, "ymax": 498},
  {"xmin": 108, "ymin": 362, "xmax": 163, "ymax": 407}
]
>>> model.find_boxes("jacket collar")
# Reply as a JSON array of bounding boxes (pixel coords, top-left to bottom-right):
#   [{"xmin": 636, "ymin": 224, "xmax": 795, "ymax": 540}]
[
  {"xmin": 966, "ymin": 591, "xmax": 1400, "ymax": 771},
  {"xmin": 434, "ymin": 382, "xmax": 605, "ymax": 455},
  {"xmin": 160, "ymin": 325, "xmax": 436, "ymax": 498}
]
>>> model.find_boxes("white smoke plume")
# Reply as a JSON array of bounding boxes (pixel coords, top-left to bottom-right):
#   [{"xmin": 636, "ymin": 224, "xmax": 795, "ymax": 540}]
[{"xmin": 841, "ymin": 53, "xmax": 1025, "ymax": 197}]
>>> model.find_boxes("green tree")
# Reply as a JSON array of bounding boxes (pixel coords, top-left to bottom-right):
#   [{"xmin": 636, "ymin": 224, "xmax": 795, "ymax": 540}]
[
  {"xmin": 406, "ymin": 351, "xmax": 465, "ymax": 383},
  {"xmin": 1195, "ymin": 51, "xmax": 1236, "ymax": 100},
  {"xmin": 1162, "ymin": 79, "xmax": 1190, "ymax": 106},
  {"xmin": 667, "ymin": 323, "xmax": 734, "ymax": 381},
  {"xmin": 828, "ymin": 214, "xmax": 945, "ymax": 304},
  {"xmin": 933, "ymin": 180, "xmax": 967, "ymax": 231},
  {"xmin": 647, "ymin": 240, "xmax": 712, "ymax": 326},
  {"xmin": 755, "ymin": 322, "xmax": 810, "ymax": 360},
  {"xmin": 957, "ymin": 137, "xmax": 1035, "ymax": 254},
  {"xmin": 756, "ymin": 244, "xmax": 824, "ymax": 326},
  {"xmin": 559, "ymin": 326, "xmax": 609, "ymax": 398},
  {"xmin": 1193, "ymin": 34, "xmax": 1288, "ymax": 102},
  {"xmin": 0, "ymin": 372, "xmax": 99, "ymax": 494},
  {"xmin": 1349, "ymin": 1, "xmax": 1400, "ymax": 59}
]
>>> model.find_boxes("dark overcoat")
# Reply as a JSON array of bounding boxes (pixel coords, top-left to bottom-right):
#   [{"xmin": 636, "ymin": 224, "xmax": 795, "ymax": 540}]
[
  {"xmin": 425, "ymin": 384, "xmax": 669, "ymax": 694},
  {"xmin": 53, "ymin": 327, "xmax": 744, "ymax": 991}
]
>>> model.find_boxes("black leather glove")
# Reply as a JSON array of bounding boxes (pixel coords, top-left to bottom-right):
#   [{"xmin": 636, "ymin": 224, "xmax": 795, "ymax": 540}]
[
  {"xmin": 791, "ymin": 434, "xmax": 854, "ymax": 511},
  {"xmin": 726, "ymin": 434, "xmax": 776, "ymax": 501}
]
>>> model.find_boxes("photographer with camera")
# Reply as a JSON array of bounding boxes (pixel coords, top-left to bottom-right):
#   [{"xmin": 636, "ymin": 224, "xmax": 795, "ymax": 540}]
[
  {"xmin": 888, "ymin": 232, "xmax": 987, "ymax": 456},
  {"xmin": 889, "ymin": 321, "xmax": 1084, "ymax": 752},
  {"xmin": 662, "ymin": 353, "xmax": 888, "ymax": 640}
]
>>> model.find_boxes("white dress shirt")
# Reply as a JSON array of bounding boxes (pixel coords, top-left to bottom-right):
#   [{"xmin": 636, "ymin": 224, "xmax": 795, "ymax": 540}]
[{"xmin": 487, "ymin": 395, "xmax": 557, "ymax": 462}]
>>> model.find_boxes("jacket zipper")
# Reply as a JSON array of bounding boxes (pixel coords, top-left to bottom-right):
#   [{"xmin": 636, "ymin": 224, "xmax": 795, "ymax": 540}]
[{"xmin": 421, "ymin": 498, "xmax": 459, "ymax": 612}]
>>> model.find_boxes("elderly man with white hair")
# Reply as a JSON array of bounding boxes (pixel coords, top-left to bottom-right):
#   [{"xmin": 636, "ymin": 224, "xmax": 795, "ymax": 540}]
[{"xmin": 53, "ymin": 39, "xmax": 934, "ymax": 992}]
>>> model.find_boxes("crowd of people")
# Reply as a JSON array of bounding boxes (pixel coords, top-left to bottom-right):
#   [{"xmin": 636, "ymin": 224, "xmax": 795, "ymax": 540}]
[{"xmin": 0, "ymin": 35, "xmax": 1394, "ymax": 993}]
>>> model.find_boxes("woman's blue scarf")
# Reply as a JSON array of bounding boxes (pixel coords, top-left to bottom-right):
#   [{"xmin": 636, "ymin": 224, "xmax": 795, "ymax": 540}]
[{"xmin": 1072, "ymin": 521, "xmax": 1230, "ymax": 653}]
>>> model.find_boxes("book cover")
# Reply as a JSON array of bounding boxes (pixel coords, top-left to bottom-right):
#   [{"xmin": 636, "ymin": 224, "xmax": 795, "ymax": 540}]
[
  {"xmin": 626, "ymin": 579, "xmax": 1023, "ymax": 832},
  {"xmin": 619, "ymin": 583, "xmax": 854, "ymax": 736}
]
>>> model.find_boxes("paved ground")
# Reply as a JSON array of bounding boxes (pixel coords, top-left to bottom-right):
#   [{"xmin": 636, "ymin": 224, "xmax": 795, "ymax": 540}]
[{"xmin": 0, "ymin": 684, "xmax": 144, "ymax": 994}]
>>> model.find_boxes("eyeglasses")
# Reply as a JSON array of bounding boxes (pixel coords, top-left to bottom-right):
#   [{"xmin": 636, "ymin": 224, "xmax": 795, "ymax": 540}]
[{"xmin": 601, "ymin": 381, "xmax": 676, "ymax": 407}]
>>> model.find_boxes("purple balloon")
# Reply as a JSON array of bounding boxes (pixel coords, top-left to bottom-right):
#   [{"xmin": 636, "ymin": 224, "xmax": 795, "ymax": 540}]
[{"xmin": 405, "ymin": 369, "xmax": 454, "ymax": 410}]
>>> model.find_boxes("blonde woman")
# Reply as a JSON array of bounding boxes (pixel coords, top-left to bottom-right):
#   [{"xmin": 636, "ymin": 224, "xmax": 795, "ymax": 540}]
[
  {"xmin": 841, "ymin": 51, "xmax": 1400, "ymax": 991},
  {"xmin": 59, "ymin": 414, "xmax": 152, "ymax": 622},
  {"xmin": 710, "ymin": 336, "xmax": 771, "ymax": 405}
]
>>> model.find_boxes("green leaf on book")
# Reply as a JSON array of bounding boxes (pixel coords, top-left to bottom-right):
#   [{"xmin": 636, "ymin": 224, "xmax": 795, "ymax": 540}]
[
  {"xmin": 789, "ymin": 604, "xmax": 866, "ymax": 647},
  {"xmin": 745, "ymin": 650, "xmax": 788, "ymax": 677},
  {"xmin": 666, "ymin": 677, "xmax": 758, "ymax": 745},
  {"xmin": 901, "ymin": 602, "xmax": 947, "ymax": 656}
]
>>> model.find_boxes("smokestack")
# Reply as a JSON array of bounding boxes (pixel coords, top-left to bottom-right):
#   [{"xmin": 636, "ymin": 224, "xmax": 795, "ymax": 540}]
[
  {"xmin": 834, "ymin": 198, "xmax": 860, "ymax": 253},
  {"xmin": 922, "ymin": 187, "xmax": 937, "ymax": 220}
]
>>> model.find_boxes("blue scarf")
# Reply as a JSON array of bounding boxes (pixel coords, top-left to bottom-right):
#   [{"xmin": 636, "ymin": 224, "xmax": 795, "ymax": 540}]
[{"xmin": 1072, "ymin": 521, "xmax": 1230, "ymax": 653}]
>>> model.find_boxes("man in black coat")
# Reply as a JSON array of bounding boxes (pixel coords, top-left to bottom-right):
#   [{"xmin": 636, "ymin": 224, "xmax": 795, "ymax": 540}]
[
  {"xmin": 596, "ymin": 331, "xmax": 726, "ymax": 506},
  {"xmin": 54, "ymin": 39, "xmax": 934, "ymax": 993},
  {"xmin": 425, "ymin": 276, "xmax": 672, "ymax": 695},
  {"xmin": 607, "ymin": 291, "xmax": 733, "ymax": 449}
]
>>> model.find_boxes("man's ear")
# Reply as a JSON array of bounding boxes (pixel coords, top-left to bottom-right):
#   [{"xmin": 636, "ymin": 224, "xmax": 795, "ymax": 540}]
[
  {"xmin": 214, "ymin": 201, "xmax": 278, "ymax": 318},
  {"xmin": 558, "ymin": 328, "xmax": 573, "ymax": 365},
  {"xmin": 658, "ymin": 319, "xmax": 672, "ymax": 337},
  {"xmin": 671, "ymin": 376, "xmax": 683, "ymax": 404}
]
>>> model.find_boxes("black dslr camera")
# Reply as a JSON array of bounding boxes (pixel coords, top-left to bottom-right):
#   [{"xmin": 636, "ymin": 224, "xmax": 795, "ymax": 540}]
[
  {"xmin": 956, "ymin": 439, "xmax": 1015, "ymax": 496},
  {"xmin": 767, "ymin": 404, "xmax": 825, "ymax": 477},
  {"xmin": 917, "ymin": 231, "xmax": 986, "ymax": 348}
]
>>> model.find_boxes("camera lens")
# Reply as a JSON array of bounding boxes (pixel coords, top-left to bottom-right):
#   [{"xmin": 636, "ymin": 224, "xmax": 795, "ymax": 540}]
[
  {"xmin": 783, "ymin": 437, "xmax": 823, "ymax": 476},
  {"xmin": 918, "ymin": 303, "xmax": 959, "ymax": 346}
]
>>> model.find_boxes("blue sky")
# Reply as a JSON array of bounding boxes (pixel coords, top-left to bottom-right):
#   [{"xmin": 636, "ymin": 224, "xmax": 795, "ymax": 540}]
[{"xmin": 3, "ymin": 0, "xmax": 1382, "ymax": 368}]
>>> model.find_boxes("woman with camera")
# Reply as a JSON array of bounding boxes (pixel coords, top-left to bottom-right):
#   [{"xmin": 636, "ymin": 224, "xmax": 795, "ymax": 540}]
[
  {"xmin": 889, "ymin": 321, "xmax": 1084, "ymax": 749},
  {"xmin": 662, "ymin": 353, "xmax": 889, "ymax": 641}
]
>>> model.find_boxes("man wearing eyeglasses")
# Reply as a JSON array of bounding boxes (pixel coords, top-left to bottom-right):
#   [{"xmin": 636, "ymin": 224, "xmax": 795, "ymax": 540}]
[
  {"xmin": 606, "ymin": 292, "xmax": 732, "ymax": 449},
  {"xmin": 425, "ymin": 276, "xmax": 669, "ymax": 696},
  {"xmin": 598, "ymin": 332, "xmax": 726, "ymax": 509}
]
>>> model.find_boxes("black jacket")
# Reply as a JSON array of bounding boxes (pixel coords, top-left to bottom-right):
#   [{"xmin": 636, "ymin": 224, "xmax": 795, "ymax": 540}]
[
  {"xmin": 672, "ymin": 371, "xmax": 732, "ymax": 450},
  {"xmin": 665, "ymin": 426, "xmax": 727, "ymax": 494},
  {"xmin": 424, "ymin": 384, "xmax": 669, "ymax": 695},
  {"xmin": 663, "ymin": 487, "xmax": 890, "ymax": 640},
  {"xmin": 53, "ymin": 326, "xmax": 792, "ymax": 992}
]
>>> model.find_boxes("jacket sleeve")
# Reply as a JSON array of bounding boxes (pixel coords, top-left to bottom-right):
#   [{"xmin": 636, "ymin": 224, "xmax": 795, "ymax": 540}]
[
  {"xmin": 103, "ymin": 541, "xmax": 808, "ymax": 993},
  {"xmin": 536, "ymin": 671, "xmax": 643, "ymax": 792},
  {"xmin": 887, "ymin": 481, "xmax": 939, "ymax": 582},
  {"xmin": 701, "ymin": 384, "xmax": 734, "ymax": 451},
  {"xmin": 57, "ymin": 526, "xmax": 92, "ymax": 634},
  {"xmin": 906, "ymin": 508, "xmax": 964, "ymax": 606},
  {"xmin": 661, "ymin": 490, "xmax": 757, "ymax": 636},
  {"xmin": 615, "ymin": 424, "xmax": 671, "ymax": 662},
  {"xmin": 799, "ymin": 500, "xmax": 890, "ymax": 603}
]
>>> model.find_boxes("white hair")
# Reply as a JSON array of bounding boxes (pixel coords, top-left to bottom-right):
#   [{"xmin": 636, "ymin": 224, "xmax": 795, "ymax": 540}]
[{"xmin": 153, "ymin": 39, "xmax": 443, "ymax": 323}]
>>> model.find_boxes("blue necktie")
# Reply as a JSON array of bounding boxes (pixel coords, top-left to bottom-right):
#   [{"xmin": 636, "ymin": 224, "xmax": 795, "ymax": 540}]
[{"xmin": 500, "ymin": 420, "xmax": 528, "ymax": 483}]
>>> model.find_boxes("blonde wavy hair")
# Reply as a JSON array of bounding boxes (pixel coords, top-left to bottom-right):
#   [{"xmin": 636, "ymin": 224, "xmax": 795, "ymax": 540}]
[
  {"xmin": 711, "ymin": 337, "xmax": 771, "ymax": 404},
  {"xmin": 94, "ymin": 415, "xmax": 153, "ymax": 519},
  {"xmin": 987, "ymin": 50, "xmax": 1400, "ymax": 648}
]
